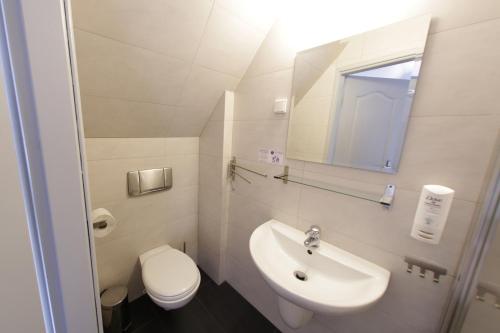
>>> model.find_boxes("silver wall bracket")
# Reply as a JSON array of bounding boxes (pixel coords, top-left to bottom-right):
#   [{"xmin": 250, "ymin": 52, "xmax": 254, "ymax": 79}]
[
  {"xmin": 274, "ymin": 165, "xmax": 289, "ymax": 184},
  {"xmin": 379, "ymin": 184, "xmax": 396, "ymax": 207},
  {"xmin": 404, "ymin": 256, "xmax": 448, "ymax": 283}
]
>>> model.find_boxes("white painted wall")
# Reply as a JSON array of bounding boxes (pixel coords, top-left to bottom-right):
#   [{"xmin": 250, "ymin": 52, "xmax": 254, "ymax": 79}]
[
  {"xmin": 86, "ymin": 137, "xmax": 199, "ymax": 300},
  {"xmin": 224, "ymin": 1, "xmax": 500, "ymax": 332},
  {"xmin": 0, "ymin": 45, "xmax": 46, "ymax": 333}
]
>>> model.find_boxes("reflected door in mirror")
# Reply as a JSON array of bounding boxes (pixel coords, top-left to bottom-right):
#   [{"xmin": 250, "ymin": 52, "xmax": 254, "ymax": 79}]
[
  {"xmin": 328, "ymin": 60, "xmax": 418, "ymax": 172},
  {"xmin": 286, "ymin": 15, "xmax": 431, "ymax": 174}
]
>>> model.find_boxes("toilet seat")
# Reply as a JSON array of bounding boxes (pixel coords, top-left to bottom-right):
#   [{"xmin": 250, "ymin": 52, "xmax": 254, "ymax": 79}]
[
  {"xmin": 144, "ymin": 274, "xmax": 200, "ymax": 302},
  {"xmin": 141, "ymin": 246, "xmax": 200, "ymax": 306}
]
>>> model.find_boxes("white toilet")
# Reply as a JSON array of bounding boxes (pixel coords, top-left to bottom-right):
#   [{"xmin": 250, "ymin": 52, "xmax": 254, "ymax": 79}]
[{"xmin": 139, "ymin": 245, "xmax": 200, "ymax": 310}]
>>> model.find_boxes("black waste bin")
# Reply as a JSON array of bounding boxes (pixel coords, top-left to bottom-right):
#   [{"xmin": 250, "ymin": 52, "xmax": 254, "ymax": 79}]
[{"xmin": 101, "ymin": 286, "xmax": 132, "ymax": 333}]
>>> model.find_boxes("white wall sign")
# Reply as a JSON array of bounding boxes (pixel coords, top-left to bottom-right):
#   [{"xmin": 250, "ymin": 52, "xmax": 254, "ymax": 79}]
[{"xmin": 259, "ymin": 148, "xmax": 284, "ymax": 165}]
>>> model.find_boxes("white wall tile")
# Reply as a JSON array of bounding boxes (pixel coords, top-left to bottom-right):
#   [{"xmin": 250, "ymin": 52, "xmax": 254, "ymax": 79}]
[
  {"xmin": 397, "ymin": 115, "xmax": 499, "ymax": 201},
  {"xmin": 231, "ymin": 120, "xmax": 289, "ymax": 162},
  {"xmin": 206, "ymin": 92, "xmax": 226, "ymax": 122},
  {"xmin": 76, "ymin": 29, "xmax": 190, "ymax": 105},
  {"xmin": 164, "ymin": 137, "xmax": 199, "ymax": 156},
  {"xmin": 413, "ymin": 19, "xmax": 500, "ymax": 117},
  {"xmin": 72, "ymin": 0, "xmax": 213, "ymax": 62},
  {"xmin": 81, "ymin": 96, "xmax": 179, "ymax": 138},
  {"xmin": 180, "ymin": 65, "xmax": 240, "ymax": 110},
  {"xmin": 199, "ymin": 184, "xmax": 223, "ymax": 221},
  {"xmin": 86, "ymin": 138, "xmax": 166, "ymax": 161},
  {"xmin": 418, "ymin": 0, "xmax": 500, "ymax": 34},
  {"xmin": 234, "ymin": 69, "xmax": 293, "ymax": 121},
  {"xmin": 197, "ymin": 234, "xmax": 222, "ymax": 281},
  {"xmin": 199, "ymin": 154, "xmax": 223, "ymax": 192},
  {"xmin": 167, "ymin": 106, "xmax": 213, "ymax": 137},
  {"xmin": 215, "ymin": 0, "xmax": 277, "ymax": 33},
  {"xmin": 243, "ymin": 20, "xmax": 297, "ymax": 78},
  {"xmin": 171, "ymin": 154, "xmax": 200, "ymax": 188},
  {"xmin": 195, "ymin": 5, "xmax": 266, "ymax": 77},
  {"xmin": 200, "ymin": 121, "xmax": 225, "ymax": 157}
]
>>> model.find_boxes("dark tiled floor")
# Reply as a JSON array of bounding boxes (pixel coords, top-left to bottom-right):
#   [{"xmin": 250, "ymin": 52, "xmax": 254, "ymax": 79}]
[{"xmin": 128, "ymin": 269, "xmax": 280, "ymax": 333}]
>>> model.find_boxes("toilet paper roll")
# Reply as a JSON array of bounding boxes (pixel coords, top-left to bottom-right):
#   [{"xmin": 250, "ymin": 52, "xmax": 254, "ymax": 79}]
[{"xmin": 91, "ymin": 208, "xmax": 117, "ymax": 238}]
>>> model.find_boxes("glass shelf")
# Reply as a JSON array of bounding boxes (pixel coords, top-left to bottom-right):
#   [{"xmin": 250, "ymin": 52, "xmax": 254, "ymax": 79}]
[{"xmin": 274, "ymin": 173, "xmax": 392, "ymax": 206}]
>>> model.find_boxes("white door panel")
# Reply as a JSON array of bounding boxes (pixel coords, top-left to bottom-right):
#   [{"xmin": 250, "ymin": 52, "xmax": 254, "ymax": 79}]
[{"xmin": 0, "ymin": 57, "xmax": 46, "ymax": 333}]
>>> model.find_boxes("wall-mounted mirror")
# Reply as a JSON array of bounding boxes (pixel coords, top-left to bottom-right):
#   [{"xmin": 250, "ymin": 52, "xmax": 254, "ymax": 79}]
[{"xmin": 286, "ymin": 15, "xmax": 431, "ymax": 173}]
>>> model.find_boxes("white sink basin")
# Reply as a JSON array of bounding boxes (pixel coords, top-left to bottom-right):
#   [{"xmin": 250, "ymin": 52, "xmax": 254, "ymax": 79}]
[{"xmin": 249, "ymin": 220, "xmax": 390, "ymax": 328}]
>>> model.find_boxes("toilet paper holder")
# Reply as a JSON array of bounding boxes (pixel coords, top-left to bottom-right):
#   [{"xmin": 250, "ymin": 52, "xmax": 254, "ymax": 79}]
[
  {"xmin": 93, "ymin": 220, "xmax": 108, "ymax": 230},
  {"xmin": 91, "ymin": 208, "xmax": 116, "ymax": 238}
]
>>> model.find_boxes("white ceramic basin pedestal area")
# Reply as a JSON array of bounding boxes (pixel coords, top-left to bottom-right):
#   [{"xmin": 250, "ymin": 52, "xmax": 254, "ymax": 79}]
[{"xmin": 249, "ymin": 220, "xmax": 391, "ymax": 328}]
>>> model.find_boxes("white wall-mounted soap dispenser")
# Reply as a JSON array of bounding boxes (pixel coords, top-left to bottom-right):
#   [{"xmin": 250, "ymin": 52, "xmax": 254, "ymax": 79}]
[{"xmin": 411, "ymin": 185, "xmax": 455, "ymax": 244}]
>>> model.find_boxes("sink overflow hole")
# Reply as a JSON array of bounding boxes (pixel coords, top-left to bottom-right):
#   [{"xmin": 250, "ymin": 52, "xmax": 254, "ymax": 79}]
[{"xmin": 294, "ymin": 270, "xmax": 308, "ymax": 281}]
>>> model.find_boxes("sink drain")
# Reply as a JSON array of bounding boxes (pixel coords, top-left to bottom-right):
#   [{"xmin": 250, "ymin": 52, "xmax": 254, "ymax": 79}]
[{"xmin": 294, "ymin": 270, "xmax": 308, "ymax": 281}]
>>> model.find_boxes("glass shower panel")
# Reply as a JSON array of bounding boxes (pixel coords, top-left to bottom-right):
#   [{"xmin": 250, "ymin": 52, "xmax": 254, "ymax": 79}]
[{"xmin": 461, "ymin": 225, "xmax": 500, "ymax": 333}]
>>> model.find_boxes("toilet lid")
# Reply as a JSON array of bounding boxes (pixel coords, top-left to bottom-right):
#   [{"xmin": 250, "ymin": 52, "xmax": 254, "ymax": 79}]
[{"xmin": 142, "ymin": 249, "xmax": 199, "ymax": 298}]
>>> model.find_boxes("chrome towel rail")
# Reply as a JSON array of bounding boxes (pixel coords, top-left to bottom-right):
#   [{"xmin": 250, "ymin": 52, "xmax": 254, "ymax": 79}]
[{"xmin": 229, "ymin": 157, "xmax": 268, "ymax": 184}]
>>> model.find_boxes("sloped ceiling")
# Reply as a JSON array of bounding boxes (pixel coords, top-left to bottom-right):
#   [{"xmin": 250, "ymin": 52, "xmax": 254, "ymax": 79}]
[{"xmin": 72, "ymin": 0, "xmax": 277, "ymax": 137}]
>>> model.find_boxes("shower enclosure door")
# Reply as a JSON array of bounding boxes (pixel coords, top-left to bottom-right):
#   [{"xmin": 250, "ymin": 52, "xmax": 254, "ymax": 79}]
[
  {"xmin": 460, "ymin": 222, "xmax": 500, "ymax": 333},
  {"xmin": 443, "ymin": 149, "xmax": 500, "ymax": 333}
]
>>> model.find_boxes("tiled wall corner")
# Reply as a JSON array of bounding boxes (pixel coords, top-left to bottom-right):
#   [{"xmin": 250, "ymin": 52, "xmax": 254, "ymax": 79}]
[{"xmin": 198, "ymin": 91, "xmax": 234, "ymax": 284}]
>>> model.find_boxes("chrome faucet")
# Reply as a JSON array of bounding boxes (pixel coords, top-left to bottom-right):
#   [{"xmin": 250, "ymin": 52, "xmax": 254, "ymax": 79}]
[{"xmin": 304, "ymin": 225, "xmax": 321, "ymax": 248}]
